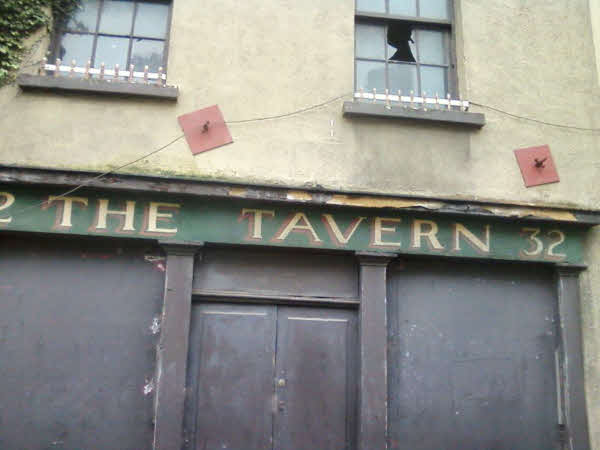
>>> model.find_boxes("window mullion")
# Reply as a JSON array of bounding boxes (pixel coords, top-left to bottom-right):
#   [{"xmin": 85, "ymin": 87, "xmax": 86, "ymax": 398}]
[
  {"xmin": 414, "ymin": 29, "xmax": 422, "ymax": 96},
  {"xmin": 126, "ymin": 2, "xmax": 139, "ymax": 70},
  {"xmin": 90, "ymin": 0, "xmax": 104, "ymax": 67},
  {"xmin": 384, "ymin": 23, "xmax": 389, "ymax": 93}
]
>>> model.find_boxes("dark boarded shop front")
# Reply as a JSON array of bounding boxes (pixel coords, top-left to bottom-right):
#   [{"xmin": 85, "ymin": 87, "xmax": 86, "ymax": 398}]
[
  {"xmin": 0, "ymin": 235, "xmax": 165, "ymax": 449},
  {"xmin": 0, "ymin": 183, "xmax": 590, "ymax": 449}
]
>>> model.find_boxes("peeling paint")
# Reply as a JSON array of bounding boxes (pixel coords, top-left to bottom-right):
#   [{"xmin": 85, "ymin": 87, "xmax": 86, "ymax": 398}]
[
  {"xmin": 327, "ymin": 194, "xmax": 445, "ymax": 210},
  {"xmin": 143, "ymin": 379, "xmax": 154, "ymax": 395},
  {"xmin": 286, "ymin": 190, "xmax": 313, "ymax": 202},
  {"xmin": 227, "ymin": 187, "xmax": 247, "ymax": 198},
  {"xmin": 479, "ymin": 205, "xmax": 577, "ymax": 222},
  {"xmin": 150, "ymin": 317, "xmax": 161, "ymax": 335},
  {"xmin": 144, "ymin": 255, "xmax": 166, "ymax": 272}
]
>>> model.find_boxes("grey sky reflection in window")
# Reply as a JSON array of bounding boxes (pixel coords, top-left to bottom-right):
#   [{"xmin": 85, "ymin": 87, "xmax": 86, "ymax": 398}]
[
  {"xmin": 95, "ymin": 36, "xmax": 129, "ymax": 69},
  {"xmin": 56, "ymin": 0, "xmax": 169, "ymax": 76},
  {"xmin": 59, "ymin": 33, "xmax": 94, "ymax": 63},
  {"xmin": 132, "ymin": 39, "xmax": 164, "ymax": 72},
  {"xmin": 134, "ymin": 3, "xmax": 169, "ymax": 39},
  {"xmin": 66, "ymin": 0, "xmax": 100, "ymax": 32},
  {"xmin": 98, "ymin": 0, "xmax": 135, "ymax": 35}
]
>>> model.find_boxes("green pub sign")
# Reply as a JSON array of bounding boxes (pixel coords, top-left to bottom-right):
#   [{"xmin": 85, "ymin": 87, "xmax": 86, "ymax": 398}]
[{"xmin": 0, "ymin": 185, "xmax": 584, "ymax": 264}]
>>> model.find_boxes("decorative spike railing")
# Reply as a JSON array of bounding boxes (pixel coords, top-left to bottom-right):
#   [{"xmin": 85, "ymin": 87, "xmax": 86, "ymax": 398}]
[
  {"xmin": 39, "ymin": 58, "xmax": 169, "ymax": 86},
  {"xmin": 354, "ymin": 89, "xmax": 470, "ymax": 111}
]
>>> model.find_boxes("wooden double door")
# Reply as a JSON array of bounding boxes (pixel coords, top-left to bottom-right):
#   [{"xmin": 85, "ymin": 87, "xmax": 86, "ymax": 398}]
[{"xmin": 184, "ymin": 302, "xmax": 358, "ymax": 450}]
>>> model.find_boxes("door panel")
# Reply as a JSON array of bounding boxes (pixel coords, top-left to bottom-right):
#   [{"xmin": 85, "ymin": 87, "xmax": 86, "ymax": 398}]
[
  {"xmin": 274, "ymin": 307, "xmax": 358, "ymax": 450},
  {"xmin": 186, "ymin": 303, "xmax": 357, "ymax": 450},
  {"xmin": 188, "ymin": 303, "xmax": 276, "ymax": 450},
  {"xmin": 388, "ymin": 260, "xmax": 558, "ymax": 450}
]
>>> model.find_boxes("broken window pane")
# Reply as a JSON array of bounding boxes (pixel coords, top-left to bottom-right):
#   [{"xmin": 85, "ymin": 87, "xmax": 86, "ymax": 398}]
[
  {"xmin": 356, "ymin": 60, "xmax": 386, "ymax": 92},
  {"xmin": 134, "ymin": 2, "xmax": 169, "ymax": 39},
  {"xmin": 98, "ymin": 0, "xmax": 135, "ymax": 35},
  {"xmin": 95, "ymin": 36, "xmax": 129, "ymax": 68},
  {"xmin": 420, "ymin": 65, "xmax": 447, "ymax": 96},
  {"xmin": 389, "ymin": 63, "xmax": 418, "ymax": 93},
  {"xmin": 66, "ymin": 0, "xmax": 100, "ymax": 32},
  {"xmin": 59, "ymin": 33, "xmax": 94, "ymax": 64},
  {"xmin": 389, "ymin": 0, "xmax": 417, "ymax": 16},
  {"xmin": 387, "ymin": 23, "xmax": 416, "ymax": 62},
  {"xmin": 356, "ymin": 23, "xmax": 386, "ymax": 59},
  {"xmin": 356, "ymin": 0, "xmax": 385, "ymax": 13},
  {"xmin": 416, "ymin": 29, "xmax": 446, "ymax": 64},
  {"xmin": 131, "ymin": 39, "xmax": 164, "ymax": 72},
  {"xmin": 419, "ymin": 0, "xmax": 449, "ymax": 19}
]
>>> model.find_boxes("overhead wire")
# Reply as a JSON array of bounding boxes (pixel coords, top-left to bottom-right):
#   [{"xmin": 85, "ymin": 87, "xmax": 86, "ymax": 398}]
[
  {"xmin": 1, "ymin": 93, "xmax": 350, "ymax": 221},
  {"xmin": 469, "ymin": 101, "xmax": 600, "ymax": 132},
  {"xmin": 2, "ymin": 92, "xmax": 598, "ymax": 222}
]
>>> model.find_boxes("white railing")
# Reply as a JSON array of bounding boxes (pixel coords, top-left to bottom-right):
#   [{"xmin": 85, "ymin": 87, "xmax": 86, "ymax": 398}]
[
  {"xmin": 39, "ymin": 58, "xmax": 170, "ymax": 86},
  {"xmin": 354, "ymin": 89, "xmax": 469, "ymax": 111}
]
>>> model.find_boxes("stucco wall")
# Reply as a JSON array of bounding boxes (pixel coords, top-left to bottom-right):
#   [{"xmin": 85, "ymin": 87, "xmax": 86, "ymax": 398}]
[
  {"xmin": 1, "ymin": 0, "xmax": 600, "ymax": 446},
  {"xmin": 0, "ymin": 0, "xmax": 598, "ymax": 208},
  {"xmin": 592, "ymin": 0, "xmax": 600, "ymax": 85}
]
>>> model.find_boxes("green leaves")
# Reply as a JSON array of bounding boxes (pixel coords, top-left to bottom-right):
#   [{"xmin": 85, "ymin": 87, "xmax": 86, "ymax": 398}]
[{"xmin": 0, "ymin": 0, "xmax": 79, "ymax": 86}]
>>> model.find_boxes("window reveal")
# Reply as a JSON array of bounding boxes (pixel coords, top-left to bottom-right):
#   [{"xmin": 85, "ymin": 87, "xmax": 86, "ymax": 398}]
[
  {"xmin": 53, "ymin": 0, "xmax": 170, "ymax": 75},
  {"xmin": 355, "ymin": 0, "xmax": 454, "ymax": 98}
]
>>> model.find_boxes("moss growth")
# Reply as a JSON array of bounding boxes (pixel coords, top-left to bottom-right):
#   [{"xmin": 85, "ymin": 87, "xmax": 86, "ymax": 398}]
[{"xmin": 0, "ymin": 0, "xmax": 79, "ymax": 86}]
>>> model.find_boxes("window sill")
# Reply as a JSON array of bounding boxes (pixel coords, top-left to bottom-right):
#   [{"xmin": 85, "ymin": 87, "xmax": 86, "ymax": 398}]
[
  {"xmin": 342, "ymin": 101, "xmax": 485, "ymax": 128},
  {"xmin": 17, "ymin": 74, "xmax": 178, "ymax": 101}
]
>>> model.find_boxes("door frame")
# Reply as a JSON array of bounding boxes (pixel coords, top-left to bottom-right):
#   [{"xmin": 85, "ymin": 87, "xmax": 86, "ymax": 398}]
[{"xmin": 151, "ymin": 243, "xmax": 590, "ymax": 450}]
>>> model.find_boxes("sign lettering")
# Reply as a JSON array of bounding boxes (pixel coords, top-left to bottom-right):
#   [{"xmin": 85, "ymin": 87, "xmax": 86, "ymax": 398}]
[{"xmin": 0, "ymin": 186, "xmax": 582, "ymax": 264}]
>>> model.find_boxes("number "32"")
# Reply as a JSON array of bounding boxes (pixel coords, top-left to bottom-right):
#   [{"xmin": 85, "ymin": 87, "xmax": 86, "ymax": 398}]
[{"xmin": 520, "ymin": 228, "xmax": 566, "ymax": 260}]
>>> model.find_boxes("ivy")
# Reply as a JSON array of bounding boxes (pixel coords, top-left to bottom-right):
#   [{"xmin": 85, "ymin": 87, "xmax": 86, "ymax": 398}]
[{"xmin": 0, "ymin": 0, "xmax": 79, "ymax": 86}]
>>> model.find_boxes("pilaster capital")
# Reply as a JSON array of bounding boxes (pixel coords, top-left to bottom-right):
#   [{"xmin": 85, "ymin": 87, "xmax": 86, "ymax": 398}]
[
  {"xmin": 355, "ymin": 251, "xmax": 396, "ymax": 266},
  {"xmin": 159, "ymin": 241, "xmax": 204, "ymax": 257}
]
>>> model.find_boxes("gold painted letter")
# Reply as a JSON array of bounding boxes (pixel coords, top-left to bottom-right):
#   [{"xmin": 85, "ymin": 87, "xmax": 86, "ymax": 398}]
[
  {"xmin": 453, "ymin": 223, "xmax": 491, "ymax": 253},
  {"xmin": 275, "ymin": 212, "xmax": 322, "ymax": 243},
  {"xmin": 0, "ymin": 192, "xmax": 15, "ymax": 224},
  {"xmin": 147, "ymin": 202, "xmax": 180, "ymax": 233},
  {"xmin": 546, "ymin": 230, "xmax": 566, "ymax": 259},
  {"xmin": 96, "ymin": 199, "xmax": 136, "ymax": 231},
  {"xmin": 322, "ymin": 214, "xmax": 365, "ymax": 245},
  {"xmin": 240, "ymin": 208, "xmax": 275, "ymax": 240},
  {"xmin": 411, "ymin": 219, "xmax": 444, "ymax": 250},
  {"xmin": 371, "ymin": 217, "xmax": 402, "ymax": 247},
  {"xmin": 47, "ymin": 196, "xmax": 88, "ymax": 227}
]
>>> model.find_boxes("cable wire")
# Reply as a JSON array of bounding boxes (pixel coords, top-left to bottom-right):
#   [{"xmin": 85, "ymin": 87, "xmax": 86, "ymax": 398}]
[
  {"xmin": 226, "ymin": 93, "xmax": 350, "ymax": 124},
  {"xmin": 3, "ymin": 134, "xmax": 185, "ymax": 220},
  {"xmin": 1, "ymin": 93, "xmax": 350, "ymax": 221},
  {"xmin": 470, "ymin": 101, "xmax": 600, "ymax": 132},
  {"xmin": 2, "ymin": 92, "xmax": 598, "ymax": 221}
]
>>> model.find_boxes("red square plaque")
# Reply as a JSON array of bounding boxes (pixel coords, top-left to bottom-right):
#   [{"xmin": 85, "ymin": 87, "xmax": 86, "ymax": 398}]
[
  {"xmin": 178, "ymin": 105, "xmax": 233, "ymax": 155},
  {"xmin": 514, "ymin": 145, "xmax": 560, "ymax": 187}
]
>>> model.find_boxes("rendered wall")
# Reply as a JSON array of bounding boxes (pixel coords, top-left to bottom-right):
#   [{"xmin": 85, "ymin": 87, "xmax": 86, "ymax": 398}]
[
  {"xmin": 592, "ymin": 0, "xmax": 600, "ymax": 85},
  {"xmin": 0, "ymin": 0, "xmax": 599, "ymax": 446}
]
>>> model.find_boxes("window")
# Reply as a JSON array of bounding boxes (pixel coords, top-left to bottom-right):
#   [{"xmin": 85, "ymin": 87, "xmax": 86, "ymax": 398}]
[
  {"xmin": 52, "ymin": 0, "xmax": 171, "ymax": 75},
  {"xmin": 355, "ymin": 0, "xmax": 454, "ymax": 99}
]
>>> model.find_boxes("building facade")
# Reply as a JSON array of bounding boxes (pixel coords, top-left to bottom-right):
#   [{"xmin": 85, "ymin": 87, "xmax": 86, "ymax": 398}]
[{"xmin": 1, "ymin": 0, "xmax": 599, "ymax": 449}]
